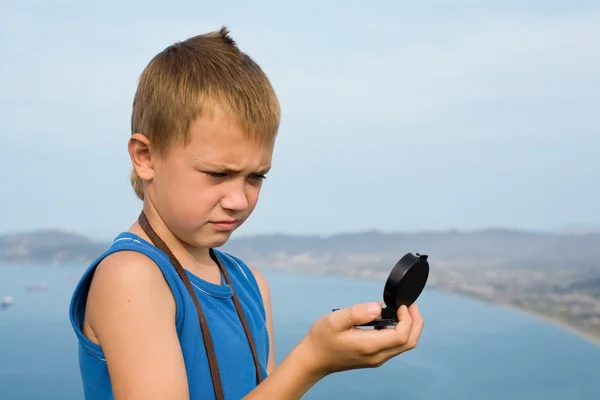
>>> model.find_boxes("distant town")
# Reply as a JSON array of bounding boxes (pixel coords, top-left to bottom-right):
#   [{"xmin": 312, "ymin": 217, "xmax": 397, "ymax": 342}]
[
  {"xmin": 2, "ymin": 227, "xmax": 600, "ymax": 343},
  {"xmin": 426, "ymin": 265, "xmax": 600, "ymax": 341}
]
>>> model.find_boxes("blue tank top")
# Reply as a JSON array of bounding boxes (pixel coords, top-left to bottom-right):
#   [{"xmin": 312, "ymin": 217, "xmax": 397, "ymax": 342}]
[{"xmin": 68, "ymin": 232, "xmax": 269, "ymax": 399}]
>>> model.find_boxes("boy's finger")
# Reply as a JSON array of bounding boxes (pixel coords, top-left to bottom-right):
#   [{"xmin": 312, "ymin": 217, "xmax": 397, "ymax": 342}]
[
  {"xmin": 363, "ymin": 306, "xmax": 423, "ymax": 359},
  {"xmin": 348, "ymin": 306, "xmax": 414, "ymax": 350},
  {"xmin": 402, "ymin": 304, "xmax": 424, "ymax": 349},
  {"xmin": 394, "ymin": 305, "xmax": 414, "ymax": 337},
  {"xmin": 384, "ymin": 304, "xmax": 423, "ymax": 351},
  {"xmin": 329, "ymin": 302, "xmax": 382, "ymax": 332}
]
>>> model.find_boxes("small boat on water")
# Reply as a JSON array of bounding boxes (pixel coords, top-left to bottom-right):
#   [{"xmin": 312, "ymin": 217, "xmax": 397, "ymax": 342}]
[{"xmin": 1, "ymin": 296, "xmax": 13, "ymax": 309}]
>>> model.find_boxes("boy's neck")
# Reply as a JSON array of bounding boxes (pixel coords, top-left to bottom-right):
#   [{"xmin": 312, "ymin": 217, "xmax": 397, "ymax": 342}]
[{"xmin": 130, "ymin": 204, "xmax": 217, "ymax": 272}]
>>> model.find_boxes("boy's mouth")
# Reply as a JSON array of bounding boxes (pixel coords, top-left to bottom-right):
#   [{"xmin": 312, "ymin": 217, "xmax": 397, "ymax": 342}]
[{"xmin": 210, "ymin": 219, "xmax": 239, "ymax": 231}]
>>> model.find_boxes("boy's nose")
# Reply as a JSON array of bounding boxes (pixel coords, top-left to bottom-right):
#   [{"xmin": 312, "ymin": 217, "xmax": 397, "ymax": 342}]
[{"xmin": 220, "ymin": 190, "xmax": 249, "ymax": 211}]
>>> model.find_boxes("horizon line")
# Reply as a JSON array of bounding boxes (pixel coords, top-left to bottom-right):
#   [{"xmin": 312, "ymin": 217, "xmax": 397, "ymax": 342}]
[{"xmin": 2, "ymin": 224, "xmax": 600, "ymax": 242}]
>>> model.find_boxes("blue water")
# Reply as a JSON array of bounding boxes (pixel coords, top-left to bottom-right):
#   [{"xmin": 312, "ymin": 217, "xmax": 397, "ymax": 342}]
[{"xmin": 2, "ymin": 264, "xmax": 600, "ymax": 399}]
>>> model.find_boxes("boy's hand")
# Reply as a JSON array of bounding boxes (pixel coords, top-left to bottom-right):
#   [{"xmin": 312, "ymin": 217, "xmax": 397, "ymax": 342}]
[{"xmin": 301, "ymin": 302, "xmax": 423, "ymax": 376}]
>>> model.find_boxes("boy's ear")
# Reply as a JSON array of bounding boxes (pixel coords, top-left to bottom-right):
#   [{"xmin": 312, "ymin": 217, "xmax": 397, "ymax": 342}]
[{"xmin": 128, "ymin": 133, "xmax": 154, "ymax": 181}]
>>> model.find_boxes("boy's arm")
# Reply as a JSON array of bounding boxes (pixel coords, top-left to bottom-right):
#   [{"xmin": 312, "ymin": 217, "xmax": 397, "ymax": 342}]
[
  {"xmin": 249, "ymin": 267, "xmax": 277, "ymax": 374},
  {"xmin": 85, "ymin": 251, "xmax": 189, "ymax": 400},
  {"xmin": 243, "ymin": 269, "xmax": 424, "ymax": 400},
  {"xmin": 247, "ymin": 268, "xmax": 324, "ymax": 399},
  {"xmin": 243, "ymin": 338, "xmax": 325, "ymax": 399}
]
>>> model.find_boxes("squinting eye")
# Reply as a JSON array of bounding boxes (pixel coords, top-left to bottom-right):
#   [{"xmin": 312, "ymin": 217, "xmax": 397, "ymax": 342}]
[
  {"xmin": 248, "ymin": 174, "xmax": 267, "ymax": 182},
  {"xmin": 205, "ymin": 171, "xmax": 227, "ymax": 178}
]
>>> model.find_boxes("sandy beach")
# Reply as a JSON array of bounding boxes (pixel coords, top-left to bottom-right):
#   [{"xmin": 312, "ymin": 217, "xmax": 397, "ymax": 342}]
[
  {"xmin": 439, "ymin": 289, "xmax": 600, "ymax": 349},
  {"xmin": 501, "ymin": 302, "xmax": 600, "ymax": 349}
]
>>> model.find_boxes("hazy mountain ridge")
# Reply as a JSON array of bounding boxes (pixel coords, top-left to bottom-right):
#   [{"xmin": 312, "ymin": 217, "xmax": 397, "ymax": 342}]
[
  {"xmin": 220, "ymin": 229, "xmax": 600, "ymax": 271},
  {"xmin": 2, "ymin": 228, "xmax": 599, "ymax": 270},
  {"xmin": 0, "ymin": 229, "xmax": 109, "ymax": 264}
]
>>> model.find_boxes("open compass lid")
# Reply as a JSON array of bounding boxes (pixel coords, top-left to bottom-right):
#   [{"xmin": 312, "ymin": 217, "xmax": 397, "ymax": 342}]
[
  {"xmin": 382, "ymin": 252, "xmax": 429, "ymax": 312},
  {"xmin": 332, "ymin": 252, "xmax": 430, "ymax": 327}
]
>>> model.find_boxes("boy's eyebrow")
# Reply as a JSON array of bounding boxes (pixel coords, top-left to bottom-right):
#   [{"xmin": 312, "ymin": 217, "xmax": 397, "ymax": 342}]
[{"xmin": 198, "ymin": 162, "xmax": 271, "ymax": 174}]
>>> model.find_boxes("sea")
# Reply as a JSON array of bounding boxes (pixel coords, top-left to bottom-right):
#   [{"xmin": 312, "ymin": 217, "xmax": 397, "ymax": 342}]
[{"xmin": 2, "ymin": 263, "xmax": 600, "ymax": 399}]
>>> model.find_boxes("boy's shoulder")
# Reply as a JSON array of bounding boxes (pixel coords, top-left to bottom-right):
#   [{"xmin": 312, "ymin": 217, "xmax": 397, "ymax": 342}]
[
  {"xmin": 85, "ymin": 241, "xmax": 176, "ymax": 316},
  {"xmin": 85, "ymin": 237, "xmax": 272, "ymax": 305},
  {"xmin": 73, "ymin": 233, "xmax": 176, "ymax": 312},
  {"xmin": 93, "ymin": 247, "xmax": 167, "ymax": 289},
  {"xmin": 89, "ymin": 232, "xmax": 167, "ymax": 285},
  {"xmin": 69, "ymin": 233, "xmax": 178, "ymax": 349}
]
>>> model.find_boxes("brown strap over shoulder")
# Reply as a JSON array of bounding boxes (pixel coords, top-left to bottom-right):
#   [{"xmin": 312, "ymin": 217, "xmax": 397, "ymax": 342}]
[{"xmin": 138, "ymin": 212, "xmax": 263, "ymax": 400}]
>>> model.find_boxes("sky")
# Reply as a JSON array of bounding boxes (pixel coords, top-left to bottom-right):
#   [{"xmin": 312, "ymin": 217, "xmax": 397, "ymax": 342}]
[{"xmin": 1, "ymin": 0, "xmax": 599, "ymax": 240}]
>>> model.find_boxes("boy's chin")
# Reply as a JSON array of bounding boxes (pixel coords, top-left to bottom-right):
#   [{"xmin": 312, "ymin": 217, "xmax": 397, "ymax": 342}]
[
  {"xmin": 185, "ymin": 223, "xmax": 241, "ymax": 248},
  {"xmin": 201, "ymin": 230, "xmax": 235, "ymax": 248},
  {"xmin": 207, "ymin": 237, "xmax": 230, "ymax": 248}
]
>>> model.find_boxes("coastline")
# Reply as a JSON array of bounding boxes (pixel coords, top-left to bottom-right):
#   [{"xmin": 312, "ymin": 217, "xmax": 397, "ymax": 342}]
[
  {"xmin": 498, "ymin": 302, "xmax": 600, "ymax": 349},
  {"xmin": 312, "ymin": 269, "xmax": 600, "ymax": 350},
  {"xmin": 420, "ymin": 288, "xmax": 600, "ymax": 349}
]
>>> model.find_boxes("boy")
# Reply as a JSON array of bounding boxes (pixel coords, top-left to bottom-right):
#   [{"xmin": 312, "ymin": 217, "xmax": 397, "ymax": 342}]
[{"xmin": 68, "ymin": 27, "xmax": 423, "ymax": 400}]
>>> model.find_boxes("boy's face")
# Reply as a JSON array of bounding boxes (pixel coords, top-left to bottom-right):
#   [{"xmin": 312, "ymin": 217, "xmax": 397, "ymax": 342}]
[{"xmin": 146, "ymin": 111, "xmax": 274, "ymax": 249}]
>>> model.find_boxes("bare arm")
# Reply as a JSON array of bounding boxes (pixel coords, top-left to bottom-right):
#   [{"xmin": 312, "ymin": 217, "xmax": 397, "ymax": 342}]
[
  {"xmin": 249, "ymin": 267, "xmax": 276, "ymax": 374},
  {"xmin": 84, "ymin": 251, "xmax": 189, "ymax": 400},
  {"xmin": 246, "ymin": 267, "xmax": 324, "ymax": 398},
  {"xmin": 243, "ymin": 338, "xmax": 326, "ymax": 399},
  {"xmin": 243, "ymin": 269, "xmax": 425, "ymax": 400}
]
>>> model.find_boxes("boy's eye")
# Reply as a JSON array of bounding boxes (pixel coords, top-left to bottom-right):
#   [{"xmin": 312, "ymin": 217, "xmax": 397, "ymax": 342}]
[
  {"xmin": 205, "ymin": 171, "xmax": 227, "ymax": 178},
  {"xmin": 248, "ymin": 173, "xmax": 267, "ymax": 182},
  {"xmin": 203, "ymin": 171, "xmax": 267, "ymax": 182}
]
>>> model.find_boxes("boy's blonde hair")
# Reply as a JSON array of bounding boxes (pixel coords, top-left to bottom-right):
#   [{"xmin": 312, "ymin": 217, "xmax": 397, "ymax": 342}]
[{"xmin": 130, "ymin": 27, "xmax": 281, "ymax": 200}]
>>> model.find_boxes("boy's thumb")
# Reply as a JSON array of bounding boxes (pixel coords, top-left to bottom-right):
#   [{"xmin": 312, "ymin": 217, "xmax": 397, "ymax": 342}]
[{"xmin": 330, "ymin": 302, "xmax": 381, "ymax": 331}]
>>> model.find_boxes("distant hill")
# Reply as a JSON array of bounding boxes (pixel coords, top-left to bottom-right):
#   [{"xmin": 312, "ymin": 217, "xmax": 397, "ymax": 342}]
[
  {"xmin": 0, "ymin": 230, "xmax": 110, "ymax": 265},
  {"xmin": 1, "ymin": 228, "xmax": 600, "ymax": 271},
  {"xmin": 220, "ymin": 229, "xmax": 600, "ymax": 272}
]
